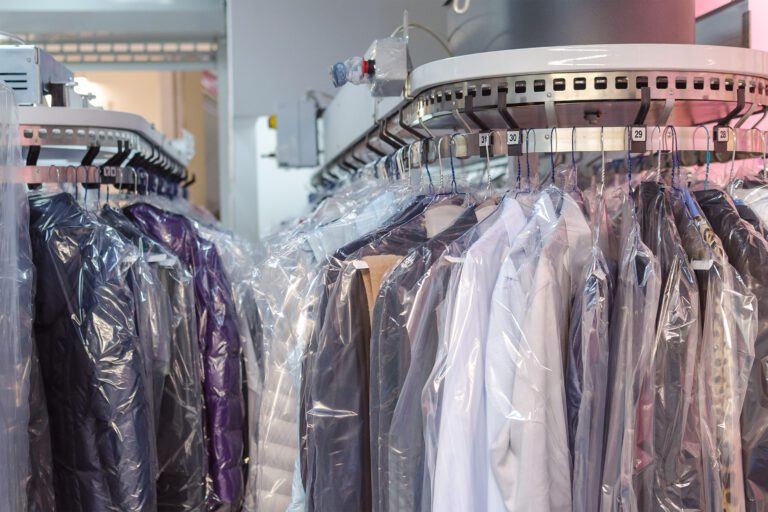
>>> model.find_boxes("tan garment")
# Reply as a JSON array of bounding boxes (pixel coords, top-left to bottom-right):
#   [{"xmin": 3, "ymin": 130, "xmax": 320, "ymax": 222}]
[{"xmin": 360, "ymin": 255, "xmax": 403, "ymax": 320}]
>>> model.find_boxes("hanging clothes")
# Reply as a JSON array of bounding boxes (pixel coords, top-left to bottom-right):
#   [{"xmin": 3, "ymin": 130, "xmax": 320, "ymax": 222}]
[
  {"xmin": 0, "ymin": 85, "xmax": 36, "ymax": 512},
  {"xmin": 670, "ymin": 188, "xmax": 756, "ymax": 510},
  {"xmin": 695, "ymin": 188, "xmax": 768, "ymax": 511},
  {"xmin": 299, "ymin": 196, "xmax": 429, "ymax": 495},
  {"xmin": 369, "ymin": 206, "xmax": 479, "ymax": 512},
  {"xmin": 124, "ymin": 202, "xmax": 245, "ymax": 510},
  {"xmin": 100, "ymin": 205, "xmax": 208, "ymax": 512},
  {"xmin": 484, "ymin": 191, "xmax": 592, "ymax": 512},
  {"xmin": 566, "ymin": 198, "xmax": 613, "ymax": 512},
  {"xmin": 636, "ymin": 182, "xmax": 704, "ymax": 510},
  {"xmin": 255, "ymin": 184, "xmax": 413, "ymax": 512},
  {"xmin": 29, "ymin": 192, "xmax": 157, "ymax": 511},
  {"xmin": 387, "ymin": 200, "xmax": 504, "ymax": 512},
  {"xmin": 601, "ymin": 196, "xmax": 662, "ymax": 512},
  {"xmin": 304, "ymin": 196, "xmax": 465, "ymax": 512},
  {"xmin": 194, "ymin": 223, "xmax": 264, "ymax": 512},
  {"xmin": 429, "ymin": 196, "xmax": 529, "ymax": 512}
]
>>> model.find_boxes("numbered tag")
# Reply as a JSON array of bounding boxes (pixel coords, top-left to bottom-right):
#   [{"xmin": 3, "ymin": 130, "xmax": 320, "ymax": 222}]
[
  {"xmin": 507, "ymin": 130, "xmax": 522, "ymax": 156},
  {"xmin": 629, "ymin": 126, "xmax": 647, "ymax": 153},
  {"xmin": 631, "ymin": 127, "xmax": 647, "ymax": 143},
  {"xmin": 716, "ymin": 127, "xmax": 729, "ymax": 143},
  {"xmin": 478, "ymin": 132, "xmax": 491, "ymax": 158},
  {"xmin": 101, "ymin": 166, "xmax": 119, "ymax": 184}
]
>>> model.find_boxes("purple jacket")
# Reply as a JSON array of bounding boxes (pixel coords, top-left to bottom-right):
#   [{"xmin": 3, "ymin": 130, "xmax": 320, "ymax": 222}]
[{"xmin": 125, "ymin": 202, "xmax": 244, "ymax": 509}]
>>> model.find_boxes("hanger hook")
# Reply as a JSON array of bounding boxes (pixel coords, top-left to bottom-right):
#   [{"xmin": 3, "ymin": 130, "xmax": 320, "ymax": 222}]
[
  {"xmin": 693, "ymin": 125, "xmax": 711, "ymax": 190},
  {"xmin": 436, "ymin": 136, "xmax": 446, "ymax": 192},
  {"xmin": 80, "ymin": 166, "xmax": 90, "ymax": 205},
  {"xmin": 422, "ymin": 139, "xmax": 435, "ymax": 193},
  {"xmin": 728, "ymin": 126, "xmax": 737, "ymax": 184},
  {"xmin": 51, "ymin": 165, "xmax": 61, "ymax": 188},
  {"xmin": 408, "ymin": 143, "xmax": 421, "ymax": 190},
  {"xmin": 404, "ymin": 145, "xmax": 413, "ymax": 188},
  {"xmin": 625, "ymin": 126, "xmax": 634, "ymax": 197},
  {"xmin": 131, "ymin": 168, "xmax": 138, "ymax": 197},
  {"xmin": 549, "ymin": 127, "xmax": 558, "ymax": 183},
  {"xmin": 762, "ymin": 130, "xmax": 768, "ymax": 180},
  {"xmin": 599, "ymin": 126, "xmax": 605, "ymax": 197},
  {"xmin": 525, "ymin": 128, "xmax": 536, "ymax": 190},
  {"xmin": 449, "ymin": 133, "xmax": 460, "ymax": 193},
  {"xmin": 571, "ymin": 126, "xmax": 577, "ymax": 170},
  {"xmin": 66, "ymin": 165, "xmax": 77, "ymax": 200}
]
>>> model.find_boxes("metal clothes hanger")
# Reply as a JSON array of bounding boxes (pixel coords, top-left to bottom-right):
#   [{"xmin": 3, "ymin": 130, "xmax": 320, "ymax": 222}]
[
  {"xmin": 448, "ymin": 133, "xmax": 461, "ymax": 193},
  {"xmin": 693, "ymin": 125, "xmax": 711, "ymax": 189},
  {"xmin": 422, "ymin": 139, "xmax": 435, "ymax": 193},
  {"xmin": 549, "ymin": 127, "xmax": 558, "ymax": 184},
  {"xmin": 524, "ymin": 127, "xmax": 536, "ymax": 192},
  {"xmin": 436, "ymin": 136, "xmax": 447, "ymax": 193},
  {"xmin": 762, "ymin": 130, "xmax": 768, "ymax": 181},
  {"xmin": 626, "ymin": 126, "xmax": 635, "ymax": 198},
  {"xmin": 727, "ymin": 126, "xmax": 737, "ymax": 184}
]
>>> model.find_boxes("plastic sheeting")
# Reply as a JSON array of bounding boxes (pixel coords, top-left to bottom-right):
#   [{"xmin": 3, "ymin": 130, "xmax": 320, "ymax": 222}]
[
  {"xmin": 0, "ymin": 84, "xmax": 34, "ymax": 511},
  {"xmin": 695, "ymin": 188, "xmax": 768, "ymax": 510},
  {"xmin": 124, "ymin": 202, "xmax": 245, "ymax": 510},
  {"xmin": 671, "ymin": 188, "xmax": 756, "ymax": 510},
  {"xmin": 29, "ymin": 192, "xmax": 156, "ymax": 511},
  {"xmin": 567, "ymin": 196, "xmax": 613, "ymax": 512},
  {"xmin": 303, "ymin": 196, "xmax": 468, "ymax": 511},
  {"xmin": 254, "ymin": 176, "xmax": 414, "ymax": 512},
  {"xmin": 194, "ymin": 222, "xmax": 263, "ymax": 512},
  {"xmin": 600, "ymin": 195, "xmax": 661, "ymax": 511},
  {"xmin": 483, "ymin": 191, "xmax": 592, "ymax": 511},
  {"xmin": 100, "ymin": 205, "xmax": 207, "ymax": 511},
  {"xmin": 369, "ymin": 206, "xmax": 478, "ymax": 512},
  {"xmin": 388, "ymin": 200, "xmax": 503, "ymax": 512},
  {"xmin": 636, "ymin": 181, "xmax": 704, "ymax": 509}
]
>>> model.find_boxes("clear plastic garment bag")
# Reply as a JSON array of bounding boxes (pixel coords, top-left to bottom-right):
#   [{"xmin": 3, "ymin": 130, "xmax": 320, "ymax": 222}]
[
  {"xmin": 256, "ymin": 171, "xmax": 414, "ymax": 512},
  {"xmin": 100, "ymin": 205, "xmax": 207, "ymax": 511},
  {"xmin": 601, "ymin": 192, "xmax": 661, "ymax": 512},
  {"xmin": 669, "ymin": 184, "xmax": 755, "ymax": 510},
  {"xmin": 636, "ymin": 180, "xmax": 704, "ymax": 510},
  {"xmin": 124, "ymin": 202, "xmax": 246, "ymax": 510},
  {"xmin": 29, "ymin": 190, "xmax": 157, "ymax": 511},
  {"xmin": 694, "ymin": 187, "xmax": 768, "ymax": 510},
  {"xmin": 0, "ymin": 84, "xmax": 34, "ymax": 511}
]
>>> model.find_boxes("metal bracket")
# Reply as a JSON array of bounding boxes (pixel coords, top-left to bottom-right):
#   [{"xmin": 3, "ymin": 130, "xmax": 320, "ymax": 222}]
[
  {"xmin": 750, "ymin": 105, "xmax": 768, "ymax": 129},
  {"xmin": 633, "ymin": 87, "xmax": 651, "ymax": 125},
  {"xmin": 464, "ymin": 86, "xmax": 489, "ymax": 131},
  {"xmin": 496, "ymin": 85, "xmax": 519, "ymax": 129},
  {"xmin": 382, "ymin": 120, "xmax": 407, "ymax": 147},
  {"xmin": 365, "ymin": 132, "xmax": 387, "ymax": 157},
  {"xmin": 544, "ymin": 100, "xmax": 558, "ymax": 128},
  {"xmin": 657, "ymin": 97, "xmax": 676, "ymax": 126},
  {"xmin": 81, "ymin": 144, "xmax": 100, "ymax": 166},
  {"xmin": 452, "ymin": 108, "xmax": 473, "ymax": 133},
  {"xmin": 378, "ymin": 121, "xmax": 404, "ymax": 149},
  {"xmin": 735, "ymin": 102, "xmax": 758, "ymax": 128},
  {"xmin": 717, "ymin": 86, "xmax": 746, "ymax": 126},
  {"xmin": 25, "ymin": 145, "xmax": 40, "ymax": 166},
  {"xmin": 398, "ymin": 109, "xmax": 425, "ymax": 140}
]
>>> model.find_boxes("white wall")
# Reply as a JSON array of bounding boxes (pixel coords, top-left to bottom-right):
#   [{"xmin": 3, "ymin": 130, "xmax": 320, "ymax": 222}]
[{"xmin": 224, "ymin": 0, "xmax": 448, "ymax": 239}]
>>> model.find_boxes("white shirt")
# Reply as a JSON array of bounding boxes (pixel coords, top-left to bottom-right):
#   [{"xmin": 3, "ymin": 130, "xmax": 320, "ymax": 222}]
[
  {"xmin": 430, "ymin": 197, "xmax": 527, "ymax": 512},
  {"xmin": 485, "ymin": 193, "xmax": 592, "ymax": 512}
]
